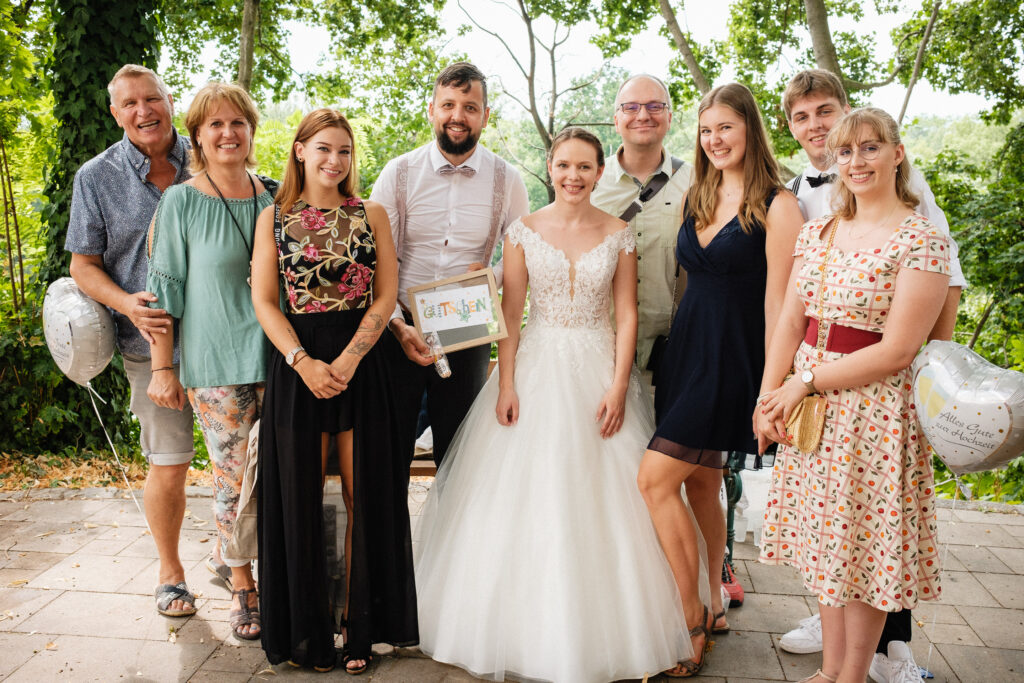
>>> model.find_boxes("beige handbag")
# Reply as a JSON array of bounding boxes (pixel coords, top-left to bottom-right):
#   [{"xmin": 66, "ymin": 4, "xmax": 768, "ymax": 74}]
[{"xmin": 784, "ymin": 219, "xmax": 838, "ymax": 453}]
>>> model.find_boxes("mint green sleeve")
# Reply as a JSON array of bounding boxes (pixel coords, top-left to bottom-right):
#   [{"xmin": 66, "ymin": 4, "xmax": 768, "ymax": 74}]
[{"xmin": 146, "ymin": 188, "xmax": 188, "ymax": 319}]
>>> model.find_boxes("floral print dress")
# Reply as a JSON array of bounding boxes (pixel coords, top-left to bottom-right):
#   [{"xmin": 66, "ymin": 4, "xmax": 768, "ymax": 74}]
[
  {"xmin": 759, "ymin": 214, "xmax": 950, "ymax": 611},
  {"xmin": 276, "ymin": 198, "xmax": 376, "ymax": 313}
]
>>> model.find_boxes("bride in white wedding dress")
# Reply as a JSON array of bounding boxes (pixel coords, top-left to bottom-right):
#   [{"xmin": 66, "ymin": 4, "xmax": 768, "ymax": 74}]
[{"xmin": 414, "ymin": 127, "xmax": 709, "ymax": 683}]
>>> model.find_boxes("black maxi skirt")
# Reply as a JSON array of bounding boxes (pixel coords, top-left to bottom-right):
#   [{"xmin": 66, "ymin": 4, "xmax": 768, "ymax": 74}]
[{"xmin": 257, "ymin": 309, "xmax": 418, "ymax": 668}]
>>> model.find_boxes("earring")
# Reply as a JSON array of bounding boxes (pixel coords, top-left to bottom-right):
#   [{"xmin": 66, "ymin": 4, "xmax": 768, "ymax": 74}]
[{"xmin": 297, "ymin": 156, "xmax": 304, "ymax": 163}]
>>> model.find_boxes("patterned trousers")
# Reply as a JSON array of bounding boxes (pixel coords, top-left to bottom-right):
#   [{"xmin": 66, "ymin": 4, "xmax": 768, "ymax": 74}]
[{"xmin": 188, "ymin": 383, "xmax": 265, "ymax": 567}]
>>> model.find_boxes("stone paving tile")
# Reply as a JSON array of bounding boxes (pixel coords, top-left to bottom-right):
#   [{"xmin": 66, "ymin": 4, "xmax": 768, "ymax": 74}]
[
  {"xmin": 198, "ymin": 641, "xmax": 269, "ymax": 674},
  {"xmin": 2, "ymin": 633, "xmax": 217, "ymax": 682},
  {"xmin": 905, "ymin": 639, "xmax": 960, "ymax": 683},
  {"xmin": 2, "ymin": 518, "xmax": 107, "ymax": 554},
  {"xmin": 118, "ymin": 527, "xmax": 219, "ymax": 561},
  {"xmin": 27, "ymin": 552, "xmax": 153, "ymax": 592},
  {"xmin": 187, "ymin": 670, "xmax": 253, "ymax": 683},
  {"xmin": 732, "ymin": 540, "xmax": 760, "ymax": 561},
  {"xmin": 936, "ymin": 642, "xmax": 1024, "ymax": 682},
  {"xmin": 701, "ymin": 630, "xmax": 785, "ymax": 679},
  {"xmin": 0, "ymin": 631, "xmax": 51, "ymax": 678},
  {"xmin": 724, "ymin": 593, "xmax": 813, "ymax": 634},
  {"xmin": 940, "ymin": 521, "xmax": 1023, "ymax": 549},
  {"xmin": 77, "ymin": 524, "xmax": 146, "ymax": 555},
  {"xmin": 0, "ymin": 500, "xmax": 24, "ymax": 517},
  {"xmin": 991, "ymin": 547, "xmax": 1024, "ymax": 574},
  {"xmin": 0, "ymin": 586, "xmax": 62, "ymax": 632},
  {"xmin": 954, "ymin": 509, "xmax": 1024, "ymax": 526},
  {"xmin": 14, "ymin": 590, "xmax": 195, "ymax": 640},
  {"xmin": 921, "ymin": 621, "xmax": 985, "ymax": 647},
  {"xmin": 81, "ymin": 499, "xmax": 149, "ymax": 527},
  {"xmin": 974, "ymin": 572, "xmax": 1024, "ymax": 609},
  {"xmin": 946, "ymin": 545, "xmax": 1013, "ymax": 573},
  {"xmin": 938, "ymin": 547, "xmax": 967, "ymax": 571},
  {"xmin": 1, "ymin": 498, "xmax": 112, "ymax": 524},
  {"xmin": 744, "ymin": 560, "xmax": 808, "ymax": 596},
  {"xmin": 936, "ymin": 570, "xmax": 1000, "ymax": 607},
  {"xmin": 914, "ymin": 602, "xmax": 968, "ymax": 625},
  {"xmin": 0, "ymin": 565, "xmax": 53, "ymax": 585},
  {"xmin": 365, "ymin": 654, "xmax": 489, "ymax": 682},
  {"xmin": 771, "ymin": 634, "xmax": 824, "ymax": 681},
  {"xmin": 955, "ymin": 606, "xmax": 1024, "ymax": 650}
]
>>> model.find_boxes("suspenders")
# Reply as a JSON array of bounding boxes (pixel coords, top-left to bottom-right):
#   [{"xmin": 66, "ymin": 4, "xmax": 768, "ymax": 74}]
[{"xmin": 393, "ymin": 154, "xmax": 508, "ymax": 267}]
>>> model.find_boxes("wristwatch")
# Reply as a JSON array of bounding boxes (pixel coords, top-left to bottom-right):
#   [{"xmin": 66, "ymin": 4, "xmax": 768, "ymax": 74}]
[
  {"xmin": 285, "ymin": 345, "xmax": 305, "ymax": 367},
  {"xmin": 800, "ymin": 369, "xmax": 817, "ymax": 394}
]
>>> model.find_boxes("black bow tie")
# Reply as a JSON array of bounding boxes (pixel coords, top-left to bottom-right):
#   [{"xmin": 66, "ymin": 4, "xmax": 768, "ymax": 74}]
[
  {"xmin": 438, "ymin": 163, "xmax": 476, "ymax": 177},
  {"xmin": 806, "ymin": 173, "xmax": 837, "ymax": 188}
]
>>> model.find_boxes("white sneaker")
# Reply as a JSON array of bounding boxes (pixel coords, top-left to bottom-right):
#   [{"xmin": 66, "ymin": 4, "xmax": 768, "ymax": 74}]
[
  {"xmin": 869, "ymin": 641, "xmax": 920, "ymax": 683},
  {"xmin": 415, "ymin": 427, "xmax": 433, "ymax": 451},
  {"xmin": 779, "ymin": 613, "xmax": 822, "ymax": 654}
]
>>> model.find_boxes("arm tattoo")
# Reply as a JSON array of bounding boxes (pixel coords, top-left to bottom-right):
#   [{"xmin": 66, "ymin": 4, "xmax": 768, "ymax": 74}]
[{"xmin": 345, "ymin": 313, "xmax": 385, "ymax": 358}]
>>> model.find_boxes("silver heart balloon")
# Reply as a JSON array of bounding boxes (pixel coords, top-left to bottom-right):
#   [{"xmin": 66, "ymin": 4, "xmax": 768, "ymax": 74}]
[
  {"xmin": 43, "ymin": 277, "xmax": 115, "ymax": 386},
  {"xmin": 912, "ymin": 340, "xmax": 1024, "ymax": 474}
]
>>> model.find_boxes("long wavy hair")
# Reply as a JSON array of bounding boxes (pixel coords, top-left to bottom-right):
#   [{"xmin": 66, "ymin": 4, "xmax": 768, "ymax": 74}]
[
  {"xmin": 825, "ymin": 107, "xmax": 919, "ymax": 220},
  {"xmin": 275, "ymin": 109, "xmax": 359, "ymax": 215},
  {"xmin": 688, "ymin": 83, "xmax": 782, "ymax": 234}
]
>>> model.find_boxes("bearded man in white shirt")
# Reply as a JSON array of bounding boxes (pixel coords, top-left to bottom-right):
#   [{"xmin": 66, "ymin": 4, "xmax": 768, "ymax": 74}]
[{"xmin": 370, "ymin": 62, "xmax": 529, "ymax": 468}]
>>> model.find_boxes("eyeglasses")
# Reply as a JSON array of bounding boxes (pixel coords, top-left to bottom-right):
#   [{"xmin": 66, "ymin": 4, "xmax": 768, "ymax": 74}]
[
  {"xmin": 618, "ymin": 102, "xmax": 669, "ymax": 115},
  {"xmin": 834, "ymin": 142, "xmax": 885, "ymax": 164}
]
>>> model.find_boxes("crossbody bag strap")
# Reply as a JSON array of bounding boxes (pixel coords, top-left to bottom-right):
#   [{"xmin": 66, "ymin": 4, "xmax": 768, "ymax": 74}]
[
  {"xmin": 394, "ymin": 156, "xmax": 409, "ymax": 263},
  {"xmin": 480, "ymin": 158, "xmax": 508, "ymax": 267},
  {"xmin": 813, "ymin": 217, "xmax": 839, "ymax": 361},
  {"xmin": 618, "ymin": 155, "xmax": 684, "ymax": 223}
]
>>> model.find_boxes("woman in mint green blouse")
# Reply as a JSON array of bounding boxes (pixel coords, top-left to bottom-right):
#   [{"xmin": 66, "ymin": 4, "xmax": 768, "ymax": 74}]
[{"xmin": 146, "ymin": 82, "xmax": 273, "ymax": 641}]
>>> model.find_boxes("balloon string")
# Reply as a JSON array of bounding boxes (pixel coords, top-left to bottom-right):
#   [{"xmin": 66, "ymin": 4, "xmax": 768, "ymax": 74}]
[{"xmin": 85, "ymin": 381, "xmax": 151, "ymax": 535}]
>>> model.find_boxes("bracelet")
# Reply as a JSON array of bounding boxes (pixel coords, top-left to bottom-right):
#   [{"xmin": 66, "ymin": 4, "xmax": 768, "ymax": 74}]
[
  {"xmin": 755, "ymin": 392, "xmax": 771, "ymax": 405},
  {"xmin": 152, "ymin": 366, "xmax": 174, "ymax": 373},
  {"xmin": 292, "ymin": 352, "xmax": 309, "ymax": 368}
]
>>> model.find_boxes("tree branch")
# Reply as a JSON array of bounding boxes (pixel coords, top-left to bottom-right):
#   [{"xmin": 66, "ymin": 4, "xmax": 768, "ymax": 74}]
[
  {"xmin": 458, "ymin": 0, "xmax": 529, "ymax": 80},
  {"xmin": 898, "ymin": 0, "xmax": 942, "ymax": 124},
  {"xmin": 657, "ymin": 0, "xmax": 710, "ymax": 95},
  {"xmin": 492, "ymin": 120, "xmax": 550, "ymax": 190}
]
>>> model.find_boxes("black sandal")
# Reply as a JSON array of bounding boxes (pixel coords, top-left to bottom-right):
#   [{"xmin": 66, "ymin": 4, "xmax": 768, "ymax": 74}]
[
  {"xmin": 229, "ymin": 587, "xmax": 262, "ymax": 640},
  {"xmin": 341, "ymin": 647, "xmax": 371, "ymax": 675},
  {"xmin": 665, "ymin": 605, "xmax": 713, "ymax": 678}
]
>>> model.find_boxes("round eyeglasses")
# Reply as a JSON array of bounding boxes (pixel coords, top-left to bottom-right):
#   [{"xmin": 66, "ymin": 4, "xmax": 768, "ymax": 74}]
[
  {"xmin": 834, "ymin": 142, "xmax": 884, "ymax": 165},
  {"xmin": 618, "ymin": 102, "xmax": 669, "ymax": 115}
]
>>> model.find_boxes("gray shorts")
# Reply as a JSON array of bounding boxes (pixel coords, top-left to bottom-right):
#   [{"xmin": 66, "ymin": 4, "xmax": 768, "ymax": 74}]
[{"xmin": 122, "ymin": 353, "xmax": 195, "ymax": 466}]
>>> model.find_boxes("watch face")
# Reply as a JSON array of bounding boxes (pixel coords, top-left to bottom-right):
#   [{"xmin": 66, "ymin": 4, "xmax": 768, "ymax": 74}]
[{"xmin": 801, "ymin": 370, "xmax": 813, "ymax": 383}]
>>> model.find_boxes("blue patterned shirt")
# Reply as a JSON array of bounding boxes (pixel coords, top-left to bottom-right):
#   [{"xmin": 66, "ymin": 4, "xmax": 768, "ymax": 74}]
[{"xmin": 65, "ymin": 132, "xmax": 192, "ymax": 357}]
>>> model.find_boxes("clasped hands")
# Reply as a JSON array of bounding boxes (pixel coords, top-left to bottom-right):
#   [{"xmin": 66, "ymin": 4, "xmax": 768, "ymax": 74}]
[
  {"xmin": 296, "ymin": 353, "xmax": 358, "ymax": 399},
  {"xmin": 752, "ymin": 374, "xmax": 812, "ymax": 454}
]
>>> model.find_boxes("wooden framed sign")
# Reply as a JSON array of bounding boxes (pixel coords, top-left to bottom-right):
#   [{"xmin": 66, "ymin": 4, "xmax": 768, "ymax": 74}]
[{"xmin": 408, "ymin": 268, "xmax": 508, "ymax": 353}]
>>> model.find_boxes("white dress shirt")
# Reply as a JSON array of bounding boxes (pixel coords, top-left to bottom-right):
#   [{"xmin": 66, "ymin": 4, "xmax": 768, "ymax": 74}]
[
  {"xmin": 370, "ymin": 142, "xmax": 530, "ymax": 321},
  {"xmin": 790, "ymin": 163, "xmax": 967, "ymax": 287}
]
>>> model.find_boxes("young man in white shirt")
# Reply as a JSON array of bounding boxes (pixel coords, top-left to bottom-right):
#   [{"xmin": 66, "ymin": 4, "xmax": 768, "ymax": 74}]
[
  {"xmin": 370, "ymin": 62, "xmax": 529, "ymax": 468},
  {"xmin": 777, "ymin": 68, "xmax": 966, "ymax": 683}
]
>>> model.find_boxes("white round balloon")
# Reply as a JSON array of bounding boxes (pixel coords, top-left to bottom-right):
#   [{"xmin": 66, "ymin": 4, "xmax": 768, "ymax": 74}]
[
  {"xmin": 912, "ymin": 340, "xmax": 1024, "ymax": 474},
  {"xmin": 43, "ymin": 277, "xmax": 115, "ymax": 386}
]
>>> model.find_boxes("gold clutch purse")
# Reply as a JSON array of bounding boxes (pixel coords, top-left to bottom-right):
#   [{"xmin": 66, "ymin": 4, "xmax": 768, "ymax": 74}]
[{"xmin": 785, "ymin": 394, "xmax": 828, "ymax": 452}]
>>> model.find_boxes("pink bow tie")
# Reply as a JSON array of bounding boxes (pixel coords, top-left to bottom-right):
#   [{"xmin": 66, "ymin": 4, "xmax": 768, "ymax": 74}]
[{"xmin": 438, "ymin": 164, "xmax": 476, "ymax": 177}]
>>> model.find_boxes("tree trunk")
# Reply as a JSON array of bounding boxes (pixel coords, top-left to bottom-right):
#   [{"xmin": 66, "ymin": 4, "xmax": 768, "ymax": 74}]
[
  {"xmin": 237, "ymin": 0, "xmax": 259, "ymax": 91},
  {"xmin": 658, "ymin": 0, "xmax": 710, "ymax": 95},
  {"xmin": 803, "ymin": 0, "xmax": 842, "ymax": 76}
]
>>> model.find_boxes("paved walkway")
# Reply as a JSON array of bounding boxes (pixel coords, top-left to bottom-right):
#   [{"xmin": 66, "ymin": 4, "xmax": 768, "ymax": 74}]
[{"xmin": 1, "ymin": 481, "xmax": 1022, "ymax": 682}]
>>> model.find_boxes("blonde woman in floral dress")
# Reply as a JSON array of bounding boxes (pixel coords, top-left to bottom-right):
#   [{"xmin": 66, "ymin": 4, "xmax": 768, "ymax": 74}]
[
  {"xmin": 251, "ymin": 109, "xmax": 416, "ymax": 673},
  {"xmin": 754, "ymin": 107, "xmax": 950, "ymax": 683}
]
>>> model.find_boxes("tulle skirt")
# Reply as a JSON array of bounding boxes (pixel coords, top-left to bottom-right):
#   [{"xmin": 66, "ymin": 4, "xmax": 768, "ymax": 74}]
[{"xmin": 415, "ymin": 323, "xmax": 699, "ymax": 682}]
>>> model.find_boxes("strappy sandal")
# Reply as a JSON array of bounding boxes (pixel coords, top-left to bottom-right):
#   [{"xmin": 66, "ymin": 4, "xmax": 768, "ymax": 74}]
[
  {"xmin": 711, "ymin": 609, "xmax": 730, "ymax": 634},
  {"xmin": 229, "ymin": 587, "xmax": 262, "ymax": 640},
  {"xmin": 341, "ymin": 647, "xmax": 371, "ymax": 675},
  {"xmin": 798, "ymin": 669, "xmax": 836, "ymax": 682},
  {"xmin": 205, "ymin": 555, "xmax": 233, "ymax": 591},
  {"xmin": 154, "ymin": 582, "xmax": 197, "ymax": 617},
  {"xmin": 664, "ymin": 604, "xmax": 713, "ymax": 678}
]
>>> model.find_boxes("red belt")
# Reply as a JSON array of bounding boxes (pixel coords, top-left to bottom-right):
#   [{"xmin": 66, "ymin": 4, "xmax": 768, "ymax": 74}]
[{"xmin": 804, "ymin": 318, "xmax": 882, "ymax": 354}]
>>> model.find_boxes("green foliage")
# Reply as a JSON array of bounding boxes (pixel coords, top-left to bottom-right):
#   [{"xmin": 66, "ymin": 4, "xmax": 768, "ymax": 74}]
[
  {"xmin": 898, "ymin": 0, "xmax": 1024, "ymax": 125},
  {"xmin": 37, "ymin": 0, "xmax": 161, "ymax": 286}
]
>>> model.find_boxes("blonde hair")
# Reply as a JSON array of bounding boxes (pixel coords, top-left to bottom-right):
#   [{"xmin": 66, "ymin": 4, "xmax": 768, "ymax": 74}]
[
  {"xmin": 185, "ymin": 82, "xmax": 259, "ymax": 174},
  {"xmin": 107, "ymin": 64, "xmax": 170, "ymax": 102},
  {"xmin": 781, "ymin": 69, "xmax": 849, "ymax": 121},
  {"xmin": 689, "ymin": 83, "xmax": 782, "ymax": 234},
  {"xmin": 275, "ymin": 109, "xmax": 359, "ymax": 215},
  {"xmin": 825, "ymin": 107, "xmax": 919, "ymax": 220}
]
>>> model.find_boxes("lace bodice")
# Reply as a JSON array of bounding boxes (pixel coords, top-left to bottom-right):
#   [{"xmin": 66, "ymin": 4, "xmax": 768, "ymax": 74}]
[{"xmin": 508, "ymin": 220, "xmax": 635, "ymax": 330}]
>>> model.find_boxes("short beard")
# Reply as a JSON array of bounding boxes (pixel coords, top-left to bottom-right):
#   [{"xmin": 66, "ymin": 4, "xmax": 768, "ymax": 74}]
[{"xmin": 437, "ymin": 126, "xmax": 479, "ymax": 157}]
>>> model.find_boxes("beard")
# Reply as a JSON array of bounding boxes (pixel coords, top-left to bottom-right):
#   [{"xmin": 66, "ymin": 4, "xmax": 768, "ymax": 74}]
[{"xmin": 436, "ymin": 124, "xmax": 479, "ymax": 156}]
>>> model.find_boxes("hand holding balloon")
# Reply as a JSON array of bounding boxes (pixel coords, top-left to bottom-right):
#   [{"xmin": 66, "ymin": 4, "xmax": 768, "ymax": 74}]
[{"xmin": 122, "ymin": 290, "xmax": 171, "ymax": 344}]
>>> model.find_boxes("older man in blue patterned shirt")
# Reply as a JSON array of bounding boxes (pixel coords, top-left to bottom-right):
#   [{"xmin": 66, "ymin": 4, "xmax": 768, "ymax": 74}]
[{"xmin": 64, "ymin": 64, "xmax": 198, "ymax": 616}]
